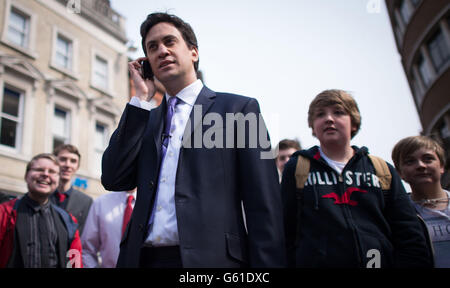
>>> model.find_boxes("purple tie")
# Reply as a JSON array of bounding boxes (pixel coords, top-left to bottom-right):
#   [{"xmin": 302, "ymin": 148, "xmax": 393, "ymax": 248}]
[
  {"xmin": 148, "ymin": 96, "xmax": 179, "ymax": 228},
  {"xmin": 162, "ymin": 96, "xmax": 179, "ymax": 157}
]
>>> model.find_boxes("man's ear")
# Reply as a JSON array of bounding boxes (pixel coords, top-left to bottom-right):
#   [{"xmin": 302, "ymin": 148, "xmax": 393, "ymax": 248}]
[{"xmin": 191, "ymin": 46, "xmax": 199, "ymax": 63}]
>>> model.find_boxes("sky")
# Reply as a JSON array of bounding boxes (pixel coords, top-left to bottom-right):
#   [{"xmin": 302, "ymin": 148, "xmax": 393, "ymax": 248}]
[{"xmin": 110, "ymin": 0, "xmax": 422, "ymax": 165}]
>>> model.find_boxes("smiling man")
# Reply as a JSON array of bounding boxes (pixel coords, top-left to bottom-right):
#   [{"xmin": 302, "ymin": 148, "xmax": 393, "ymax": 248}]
[
  {"xmin": 0, "ymin": 153, "xmax": 82, "ymax": 268},
  {"xmin": 102, "ymin": 12, "xmax": 285, "ymax": 268},
  {"xmin": 50, "ymin": 144, "xmax": 93, "ymax": 235}
]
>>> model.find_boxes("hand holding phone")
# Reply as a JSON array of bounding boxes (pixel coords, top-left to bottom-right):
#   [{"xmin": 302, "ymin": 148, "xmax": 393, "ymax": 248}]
[
  {"xmin": 141, "ymin": 59, "xmax": 153, "ymax": 80},
  {"xmin": 129, "ymin": 57, "xmax": 156, "ymax": 102}
]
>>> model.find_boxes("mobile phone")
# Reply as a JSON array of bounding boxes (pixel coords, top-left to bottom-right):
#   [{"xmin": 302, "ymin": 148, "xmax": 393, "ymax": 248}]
[{"xmin": 141, "ymin": 59, "xmax": 153, "ymax": 79}]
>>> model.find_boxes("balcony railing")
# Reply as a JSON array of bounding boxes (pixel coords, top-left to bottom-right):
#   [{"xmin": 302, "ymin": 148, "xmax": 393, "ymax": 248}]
[{"xmin": 56, "ymin": 0, "xmax": 127, "ymax": 42}]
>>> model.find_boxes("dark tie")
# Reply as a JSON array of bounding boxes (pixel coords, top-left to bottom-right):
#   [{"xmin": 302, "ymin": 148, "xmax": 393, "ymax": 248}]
[
  {"xmin": 149, "ymin": 96, "xmax": 179, "ymax": 227},
  {"xmin": 38, "ymin": 208, "xmax": 51, "ymax": 268},
  {"xmin": 122, "ymin": 195, "xmax": 134, "ymax": 237},
  {"xmin": 161, "ymin": 96, "xmax": 179, "ymax": 156}
]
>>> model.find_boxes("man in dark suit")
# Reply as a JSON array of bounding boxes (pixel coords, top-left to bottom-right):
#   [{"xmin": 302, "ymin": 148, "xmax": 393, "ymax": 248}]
[
  {"xmin": 102, "ymin": 12, "xmax": 285, "ymax": 268},
  {"xmin": 50, "ymin": 144, "xmax": 93, "ymax": 235}
]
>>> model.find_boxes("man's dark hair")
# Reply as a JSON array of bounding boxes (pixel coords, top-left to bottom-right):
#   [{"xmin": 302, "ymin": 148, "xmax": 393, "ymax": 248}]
[
  {"xmin": 277, "ymin": 139, "xmax": 301, "ymax": 151},
  {"xmin": 140, "ymin": 12, "xmax": 199, "ymax": 71}
]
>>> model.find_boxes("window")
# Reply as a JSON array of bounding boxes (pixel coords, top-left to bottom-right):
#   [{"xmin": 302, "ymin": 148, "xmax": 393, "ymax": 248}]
[
  {"xmin": 93, "ymin": 55, "xmax": 108, "ymax": 90},
  {"xmin": 399, "ymin": 0, "xmax": 412, "ymax": 25},
  {"xmin": 7, "ymin": 8, "xmax": 29, "ymax": 48},
  {"xmin": 417, "ymin": 55, "xmax": 433, "ymax": 88},
  {"xmin": 427, "ymin": 29, "xmax": 450, "ymax": 72},
  {"xmin": 55, "ymin": 34, "xmax": 73, "ymax": 70},
  {"xmin": 94, "ymin": 123, "xmax": 108, "ymax": 174},
  {"xmin": 52, "ymin": 107, "xmax": 70, "ymax": 150},
  {"xmin": 0, "ymin": 87, "xmax": 23, "ymax": 149},
  {"xmin": 410, "ymin": 71, "xmax": 423, "ymax": 105}
]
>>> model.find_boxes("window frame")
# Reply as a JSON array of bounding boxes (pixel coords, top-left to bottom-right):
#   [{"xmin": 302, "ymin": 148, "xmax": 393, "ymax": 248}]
[
  {"xmin": 0, "ymin": 85, "xmax": 24, "ymax": 153},
  {"xmin": 52, "ymin": 106, "xmax": 71, "ymax": 151},
  {"xmin": 90, "ymin": 49, "xmax": 114, "ymax": 96},
  {"xmin": 0, "ymin": 0, "xmax": 38, "ymax": 59},
  {"xmin": 50, "ymin": 26, "xmax": 79, "ymax": 79},
  {"xmin": 426, "ymin": 28, "xmax": 450, "ymax": 73}
]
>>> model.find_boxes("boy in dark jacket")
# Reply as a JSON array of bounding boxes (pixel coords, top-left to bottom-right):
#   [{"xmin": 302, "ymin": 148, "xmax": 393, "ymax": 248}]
[
  {"xmin": 281, "ymin": 89, "xmax": 432, "ymax": 267},
  {"xmin": 0, "ymin": 153, "xmax": 82, "ymax": 268}
]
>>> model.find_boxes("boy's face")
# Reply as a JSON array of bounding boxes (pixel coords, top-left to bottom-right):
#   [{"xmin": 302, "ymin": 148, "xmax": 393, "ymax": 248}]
[
  {"xmin": 56, "ymin": 149, "xmax": 80, "ymax": 183},
  {"xmin": 276, "ymin": 148, "xmax": 297, "ymax": 173},
  {"xmin": 311, "ymin": 105, "xmax": 356, "ymax": 146},
  {"xmin": 399, "ymin": 147, "xmax": 444, "ymax": 187}
]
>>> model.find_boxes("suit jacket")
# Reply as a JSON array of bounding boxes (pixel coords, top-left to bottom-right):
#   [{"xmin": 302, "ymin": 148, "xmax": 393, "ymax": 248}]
[
  {"xmin": 102, "ymin": 86, "xmax": 286, "ymax": 268},
  {"xmin": 50, "ymin": 188, "xmax": 93, "ymax": 235}
]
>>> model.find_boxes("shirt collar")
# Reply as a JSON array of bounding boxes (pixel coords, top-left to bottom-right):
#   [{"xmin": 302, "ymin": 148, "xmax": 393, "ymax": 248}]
[
  {"xmin": 57, "ymin": 186, "xmax": 73, "ymax": 196},
  {"xmin": 165, "ymin": 79, "xmax": 203, "ymax": 107},
  {"xmin": 24, "ymin": 193, "xmax": 51, "ymax": 213}
]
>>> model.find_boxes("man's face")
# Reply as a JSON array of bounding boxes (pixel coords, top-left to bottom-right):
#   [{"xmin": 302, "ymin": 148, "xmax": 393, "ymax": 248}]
[
  {"xmin": 312, "ymin": 105, "xmax": 356, "ymax": 147},
  {"xmin": 26, "ymin": 158, "xmax": 60, "ymax": 196},
  {"xmin": 56, "ymin": 149, "xmax": 80, "ymax": 182},
  {"xmin": 276, "ymin": 148, "xmax": 297, "ymax": 173},
  {"xmin": 399, "ymin": 147, "xmax": 444, "ymax": 188},
  {"xmin": 144, "ymin": 22, "xmax": 198, "ymax": 85}
]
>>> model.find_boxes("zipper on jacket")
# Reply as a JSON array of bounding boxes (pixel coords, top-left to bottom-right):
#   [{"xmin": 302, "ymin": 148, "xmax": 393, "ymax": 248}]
[{"xmin": 339, "ymin": 179, "xmax": 364, "ymax": 267}]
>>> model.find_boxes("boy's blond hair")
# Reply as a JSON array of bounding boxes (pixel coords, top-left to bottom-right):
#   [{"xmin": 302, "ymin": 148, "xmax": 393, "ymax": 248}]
[
  {"xmin": 392, "ymin": 135, "xmax": 446, "ymax": 173},
  {"xmin": 308, "ymin": 89, "xmax": 361, "ymax": 139}
]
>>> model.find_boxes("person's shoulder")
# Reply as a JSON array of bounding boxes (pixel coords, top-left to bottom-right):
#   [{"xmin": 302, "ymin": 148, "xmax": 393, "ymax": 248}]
[
  {"xmin": 0, "ymin": 198, "xmax": 18, "ymax": 215},
  {"xmin": 94, "ymin": 191, "xmax": 125, "ymax": 203},
  {"xmin": 215, "ymin": 91, "xmax": 255, "ymax": 103},
  {"xmin": 71, "ymin": 188, "xmax": 93, "ymax": 201}
]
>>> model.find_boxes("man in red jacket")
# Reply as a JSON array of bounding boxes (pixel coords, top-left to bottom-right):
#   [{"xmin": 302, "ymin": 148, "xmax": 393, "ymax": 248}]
[{"xmin": 0, "ymin": 153, "xmax": 82, "ymax": 268}]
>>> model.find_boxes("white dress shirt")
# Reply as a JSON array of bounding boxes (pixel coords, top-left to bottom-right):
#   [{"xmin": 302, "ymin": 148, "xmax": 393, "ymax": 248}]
[
  {"xmin": 129, "ymin": 79, "xmax": 203, "ymax": 246},
  {"xmin": 81, "ymin": 191, "xmax": 137, "ymax": 268}
]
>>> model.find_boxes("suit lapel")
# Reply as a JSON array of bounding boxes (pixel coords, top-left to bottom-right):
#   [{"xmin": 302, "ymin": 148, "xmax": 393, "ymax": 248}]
[
  {"xmin": 65, "ymin": 187, "xmax": 76, "ymax": 213},
  {"xmin": 15, "ymin": 199, "xmax": 30, "ymax": 267},
  {"xmin": 182, "ymin": 86, "xmax": 216, "ymax": 145},
  {"xmin": 51, "ymin": 206, "xmax": 68, "ymax": 268}
]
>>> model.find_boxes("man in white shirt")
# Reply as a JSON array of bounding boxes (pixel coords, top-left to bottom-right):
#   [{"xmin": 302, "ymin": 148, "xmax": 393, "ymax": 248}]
[
  {"xmin": 81, "ymin": 189, "xmax": 136, "ymax": 268},
  {"xmin": 102, "ymin": 12, "xmax": 285, "ymax": 268}
]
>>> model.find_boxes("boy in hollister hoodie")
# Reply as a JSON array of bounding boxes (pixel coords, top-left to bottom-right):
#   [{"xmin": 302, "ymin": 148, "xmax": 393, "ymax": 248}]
[{"xmin": 281, "ymin": 89, "xmax": 432, "ymax": 268}]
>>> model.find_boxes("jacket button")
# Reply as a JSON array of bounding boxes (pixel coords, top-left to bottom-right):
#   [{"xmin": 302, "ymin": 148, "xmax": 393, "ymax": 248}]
[
  {"xmin": 149, "ymin": 181, "xmax": 154, "ymax": 189},
  {"xmin": 139, "ymin": 224, "xmax": 144, "ymax": 231}
]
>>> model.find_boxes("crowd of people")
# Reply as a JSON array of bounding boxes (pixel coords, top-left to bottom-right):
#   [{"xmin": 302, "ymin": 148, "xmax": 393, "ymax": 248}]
[{"xmin": 0, "ymin": 12, "xmax": 448, "ymax": 268}]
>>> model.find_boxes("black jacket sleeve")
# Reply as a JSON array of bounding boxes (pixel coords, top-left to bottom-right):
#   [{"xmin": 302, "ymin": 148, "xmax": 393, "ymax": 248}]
[
  {"xmin": 280, "ymin": 156, "xmax": 299, "ymax": 267},
  {"xmin": 101, "ymin": 104, "xmax": 150, "ymax": 191}
]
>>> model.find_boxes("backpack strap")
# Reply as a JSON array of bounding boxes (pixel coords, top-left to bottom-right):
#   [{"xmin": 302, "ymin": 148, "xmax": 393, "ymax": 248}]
[
  {"xmin": 295, "ymin": 155, "xmax": 310, "ymax": 189},
  {"xmin": 368, "ymin": 155, "xmax": 391, "ymax": 190}
]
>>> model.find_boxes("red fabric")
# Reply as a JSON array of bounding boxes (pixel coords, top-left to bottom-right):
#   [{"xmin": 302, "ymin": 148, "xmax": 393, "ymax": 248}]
[
  {"xmin": 56, "ymin": 192, "xmax": 67, "ymax": 203},
  {"xmin": 0, "ymin": 199, "xmax": 18, "ymax": 268},
  {"xmin": 322, "ymin": 187, "xmax": 368, "ymax": 206},
  {"xmin": 313, "ymin": 150, "xmax": 321, "ymax": 160},
  {"xmin": 122, "ymin": 195, "xmax": 134, "ymax": 237}
]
